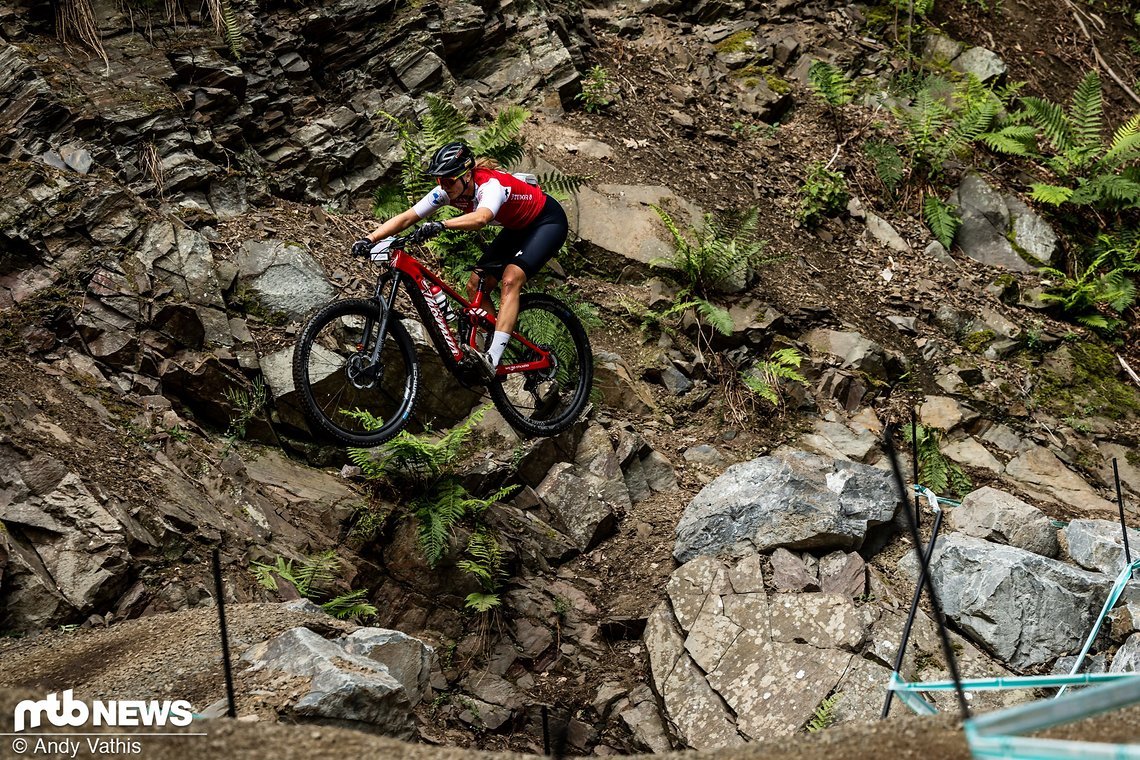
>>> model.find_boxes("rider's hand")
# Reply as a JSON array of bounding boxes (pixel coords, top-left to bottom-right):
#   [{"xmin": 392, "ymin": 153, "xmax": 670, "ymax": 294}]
[
  {"xmin": 351, "ymin": 238, "xmax": 373, "ymax": 257},
  {"xmin": 410, "ymin": 221, "xmax": 445, "ymax": 243}
]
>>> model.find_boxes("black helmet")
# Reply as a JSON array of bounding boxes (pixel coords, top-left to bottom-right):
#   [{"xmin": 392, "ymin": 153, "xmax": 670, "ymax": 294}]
[{"xmin": 424, "ymin": 142, "xmax": 475, "ymax": 178}]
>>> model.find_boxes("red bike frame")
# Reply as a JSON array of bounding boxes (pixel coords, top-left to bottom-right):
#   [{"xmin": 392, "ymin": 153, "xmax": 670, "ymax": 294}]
[{"xmin": 379, "ymin": 244, "xmax": 554, "ymax": 379}]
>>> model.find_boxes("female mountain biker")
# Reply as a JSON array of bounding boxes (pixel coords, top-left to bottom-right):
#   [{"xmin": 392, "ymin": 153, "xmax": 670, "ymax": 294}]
[{"xmin": 352, "ymin": 141, "xmax": 568, "ymax": 380}]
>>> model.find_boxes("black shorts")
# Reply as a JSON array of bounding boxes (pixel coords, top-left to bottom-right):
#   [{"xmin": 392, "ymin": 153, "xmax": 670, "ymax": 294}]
[{"xmin": 478, "ymin": 194, "xmax": 568, "ymax": 279}]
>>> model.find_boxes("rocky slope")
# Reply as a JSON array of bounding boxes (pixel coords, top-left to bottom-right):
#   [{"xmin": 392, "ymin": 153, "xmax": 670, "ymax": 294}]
[{"xmin": 3, "ymin": 0, "xmax": 1140, "ymax": 756}]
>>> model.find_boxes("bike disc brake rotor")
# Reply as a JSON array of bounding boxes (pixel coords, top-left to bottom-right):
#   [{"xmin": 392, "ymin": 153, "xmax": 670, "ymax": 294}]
[{"xmin": 345, "ymin": 352, "xmax": 382, "ymax": 389}]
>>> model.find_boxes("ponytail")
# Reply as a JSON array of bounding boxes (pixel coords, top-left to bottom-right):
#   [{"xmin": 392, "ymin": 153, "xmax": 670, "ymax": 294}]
[{"xmin": 475, "ymin": 156, "xmax": 500, "ymax": 170}]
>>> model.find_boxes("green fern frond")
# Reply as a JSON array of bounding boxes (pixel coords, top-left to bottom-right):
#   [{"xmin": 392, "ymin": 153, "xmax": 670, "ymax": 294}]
[
  {"xmin": 923, "ymin": 195, "xmax": 961, "ymax": 249},
  {"xmin": 807, "ymin": 61, "xmax": 853, "ymax": 107},
  {"xmin": 695, "ymin": 299, "xmax": 734, "ymax": 335},
  {"xmin": 322, "ymin": 589, "xmax": 378, "ymax": 621},
  {"xmin": 905, "ymin": 424, "xmax": 972, "ymax": 496},
  {"xmin": 421, "ymin": 94, "xmax": 470, "ymax": 148},
  {"xmin": 1029, "ymin": 183, "xmax": 1074, "ymax": 205},
  {"xmin": 1070, "ymin": 71, "xmax": 1104, "ymax": 154},
  {"xmin": 742, "ymin": 373, "xmax": 779, "ymax": 405},
  {"xmin": 864, "ymin": 139, "xmax": 905, "ymax": 192},
  {"xmin": 979, "ymin": 126, "xmax": 1036, "ymax": 155},
  {"xmin": 464, "ymin": 592, "xmax": 502, "ymax": 612},
  {"xmin": 537, "ymin": 171, "xmax": 590, "ymax": 197},
  {"xmin": 769, "ymin": 347, "xmax": 803, "ymax": 368},
  {"xmin": 1021, "ymin": 96, "xmax": 1073, "ymax": 154},
  {"xmin": 220, "ymin": 0, "xmax": 243, "ymax": 60},
  {"xmin": 806, "ymin": 693, "xmax": 841, "ymax": 734},
  {"xmin": 293, "ymin": 550, "xmax": 340, "ymax": 597},
  {"xmin": 1102, "ymin": 130, "xmax": 1140, "ymax": 167},
  {"xmin": 472, "ymin": 106, "xmax": 529, "ymax": 166}
]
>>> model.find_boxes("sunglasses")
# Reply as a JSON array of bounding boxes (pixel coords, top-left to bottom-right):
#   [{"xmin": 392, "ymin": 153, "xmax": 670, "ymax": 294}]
[{"xmin": 437, "ymin": 172, "xmax": 467, "ymax": 185}]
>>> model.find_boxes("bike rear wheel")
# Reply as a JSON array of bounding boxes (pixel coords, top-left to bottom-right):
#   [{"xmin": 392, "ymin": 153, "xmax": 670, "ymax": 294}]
[
  {"xmin": 488, "ymin": 293, "xmax": 593, "ymax": 437},
  {"xmin": 292, "ymin": 298, "xmax": 420, "ymax": 447}
]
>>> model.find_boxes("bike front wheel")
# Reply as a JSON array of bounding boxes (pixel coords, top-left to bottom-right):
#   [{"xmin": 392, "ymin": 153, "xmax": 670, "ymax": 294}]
[
  {"xmin": 292, "ymin": 298, "xmax": 420, "ymax": 447},
  {"xmin": 489, "ymin": 293, "xmax": 593, "ymax": 437}
]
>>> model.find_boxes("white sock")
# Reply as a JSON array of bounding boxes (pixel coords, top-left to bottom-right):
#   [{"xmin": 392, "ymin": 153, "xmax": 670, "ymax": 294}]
[{"xmin": 487, "ymin": 331, "xmax": 511, "ymax": 366}]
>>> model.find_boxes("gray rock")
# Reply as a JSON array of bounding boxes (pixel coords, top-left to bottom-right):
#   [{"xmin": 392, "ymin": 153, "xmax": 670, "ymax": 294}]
[
  {"xmin": 244, "ymin": 626, "xmax": 418, "ymax": 737},
  {"xmin": 950, "ymin": 46, "xmax": 1007, "ymax": 83},
  {"xmin": 594, "ymin": 351, "xmax": 657, "ymax": 415},
  {"xmin": 770, "ymin": 548, "xmax": 818, "ymax": 592},
  {"xmin": 923, "ymin": 33, "xmax": 965, "ymax": 64},
  {"xmin": 674, "ymin": 450, "xmax": 900, "ymax": 562},
  {"xmin": 575, "ymin": 184, "xmax": 701, "ymax": 274},
  {"xmin": 683, "ymin": 444, "xmax": 725, "ymax": 465},
  {"xmin": 342, "ymin": 628, "xmax": 434, "ymax": 704},
  {"xmin": 864, "ymin": 212, "xmax": 910, "ymax": 253},
  {"xmin": 949, "ymin": 486, "xmax": 1059, "ymax": 557},
  {"xmin": 535, "ymin": 462, "xmax": 618, "ymax": 551},
  {"xmin": 236, "ymin": 240, "xmax": 336, "ymax": 321},
  {"xmin": 1063, "ymin": 519, "xmax": 1140, "ymax": 575},
  {"xmin": 916, "ymin": 534, "xmax": 1112, "ymax": 668},
  {"xmin": 819, "ymin": 550, "xmax": 867, "ymax": 597},
  {"xmin": 1110, "ymin": 633, "xmax": 1140, "ymax": 673},
  {"xmin": 1004, "ymin": 446, "xmax": 1117, "ymax": 513},
  {"xmin": 950, "ymin": 174, "xmax": 1040, "ymax": 272}
]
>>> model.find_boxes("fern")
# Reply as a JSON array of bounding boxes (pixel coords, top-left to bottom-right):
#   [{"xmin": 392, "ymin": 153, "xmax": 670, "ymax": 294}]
[
  {"xmin": 1029, "ymin": 183, "xmax": 1074, "ymax": 205},
  {"xmin": 420, "ymin": 94, "xmax": 470, "ymax": 149},
  {"xmin": 650, "ymin": 206, "xmax": 774, "ymax": 295},
  {"xmin": 464, "ymin": 592, "xmax": 502, "ymax": 613},
  {"xmin": 864, "ymin": 139, "xmax": 905, "ymax": 193},
  {"xmin": 805, "ymin": 693, "xmax": 842, "ymax": 734},
  {"xmin": 923, "ymin": 195, "xmax": 961, "ymax": 249},
  {"xmin": 471, "ymin": 106, "xmax": 530, "ymax": 166},
  {"xmin": 905, "ymin": 424, "xmax": 972, "ymax": 497},
  {"xmin": 322, "ymin": 589, "xmax": 378, "ymax": 621},
  {"xmin": 742, "ymin": 348, "xmax": 807, "ymax": 407},
  {"xmin": 537, "ymin": 170, "xmax": 589, "ymax": 198},
  {"xmin": 807, "ymin": 61, "xmax": 853, "ymax": 107}
]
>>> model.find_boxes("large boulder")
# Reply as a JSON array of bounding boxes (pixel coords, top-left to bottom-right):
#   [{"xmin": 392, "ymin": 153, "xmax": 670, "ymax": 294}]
[
  {"xmin": 949, "ymin": 174, "xmax": 1057, "ymax": 272},
  {"xmin": 948, "ymin": 487, "xmax": 1059, "ymax": 557},
  {"xmin": 674, "ymin": 450, "xmax": 900, "ymax": 562},
  {"xmin": 236, "ymin": 240, "xmax": 336, "ymax": 322},
  {"xmin": 915, "ymin": 533, "xmax": 1112, "ymax": 669},
  {"xmin": 242, "ymin": 626, "xmax": 431, "ymax": 738},
  {"xmin": 1063, "ymin": 519, "xmax": 1140, "ymax": 575}
]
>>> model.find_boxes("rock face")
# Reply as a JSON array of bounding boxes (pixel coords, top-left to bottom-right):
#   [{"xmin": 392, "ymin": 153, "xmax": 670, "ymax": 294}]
[
  {"xmin": 236, "ymin": 241, "xmax": 336, "ymax": 321},
  {"xmin": 918, "ymin": 533, "xmax": 1112, "ymax": 669},
  {"xmin": 242, "ymin": 625, "xmax": 434, "ymax": 738},
  {"xmin": 1063, "ymin": 519, "xmax": 1140, "ymax": 575},
  {"xmin": 674, "ymin": 450, "xmax": 901, "ymax": 562},
  {"xmin": 947, "ymin": 486, "xmax": 1059, "ymax": 557},
  {"xmin": 644, "ymin": 553, "xmax": 897, "ymax": 748},
  {"xmin": 949, "ymin": 173, "xmax": 1058, "ymax": 273}
]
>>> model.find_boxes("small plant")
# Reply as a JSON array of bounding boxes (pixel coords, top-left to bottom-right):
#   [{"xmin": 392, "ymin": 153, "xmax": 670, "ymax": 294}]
[
  {"xmin": 251, "ymin": 550, "xmax": 377, "ymax": 621},
  {"xmin": 982, "ymin": 71, "xmax": 1140, "ymax": 211},
  {"xmin": 805, "ymin": 692, "xmax": 841, "ymax": 733},
  {"xmin": 224, "ymin": 377, "xmax": 267, "ymax": 442},
  {"xmin": 1038, "ymin": 251, "xmax": 1136, "ymax": 332},
  {"xmin": 923, "ymin": 195, "xmax": 961, "ymax": 249},
  {"xmin": 807, "ymin": 61, "xmax": 854, "ymax": 107},
  {"xmin": 797, "ymin": 163, "xmax": 849, "ymax": 227},
  {"xmin": 347, "ymin": 407, "xmax": 515, "ymax": 611},
  {"xmin": 905, "ymin": 423, "xmax": 972, "ymax": 497},
  {"xmin": 865, "ymin": 138, "xmax": 905, "ymax": 195},
  {"xmin": 741, "ymin": 348, "xmax": 808, "ymax": 407},
  {"xmin": 575, "ymin": 65, "xmax": 615, "ymax": 113},
  {"xmin": 166, "ymin": 424, "xmax": 190, "ymax": 443},
  {"xmin": 651, "ymin": 205, "xmax": 774, "ymax": 295}
]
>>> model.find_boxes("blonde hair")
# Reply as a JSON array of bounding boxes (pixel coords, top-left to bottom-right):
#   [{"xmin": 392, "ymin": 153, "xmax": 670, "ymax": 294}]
[{"xmin": 475, "ymin": 156, "xmax": 500, "ymax": 170}]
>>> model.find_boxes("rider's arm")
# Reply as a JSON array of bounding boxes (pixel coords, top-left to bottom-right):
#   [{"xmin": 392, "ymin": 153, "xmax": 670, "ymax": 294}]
[
  {"xmin": 443, "ymin": 177, "xmax": 502, "ymax": 231},
  {"xmin": 442, "ymin": 207, "xmax": 494, "ymax": 231},
  {"xmin": 364, "ymin": 207, "xmax": 420, "ymax": 243}
]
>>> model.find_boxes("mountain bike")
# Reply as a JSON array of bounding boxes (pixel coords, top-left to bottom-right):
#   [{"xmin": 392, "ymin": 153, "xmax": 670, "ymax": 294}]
[{"xmin": 291, "ymin": 233, "xmax": 594, "ymax": 447}]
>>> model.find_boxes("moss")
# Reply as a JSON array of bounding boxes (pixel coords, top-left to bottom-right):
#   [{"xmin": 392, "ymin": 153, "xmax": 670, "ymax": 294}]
[
  {"xmin": 714, "ymin": 30, "xmax": 754, "ymax": 54},
  {"xmin": 766, "ymin": 73, "xmax": 792, "ymax": 94},
  {"xmin": 962, "ymin": 329, "xmax": 996, "ymax": 353},
  {"xmin": 1032, "ymin": 342, "xmax": 1140, "ymax": 420},
  {"xmin": 1127, "ymin": 450, "xmax": 1140, "ymax": 468}
]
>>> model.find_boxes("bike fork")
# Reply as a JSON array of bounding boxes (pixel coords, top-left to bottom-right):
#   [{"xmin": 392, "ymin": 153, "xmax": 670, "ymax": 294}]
[{"xmin": 364, "ymin": 273, "xmax": 402, "ymax": 367}]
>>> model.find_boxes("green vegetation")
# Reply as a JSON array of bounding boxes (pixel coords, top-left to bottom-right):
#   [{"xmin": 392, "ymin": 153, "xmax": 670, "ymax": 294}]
[
  {"xmin": 714, "ymin": 30, "xmax": 754, "ymax": 53},
  {"xmin": 961, "ymin": 329, "xmax": 996, "ymax": 353},
  {"xmin": 252, "ymin": 551, "xmax": 378, "ymax": 621},
  {"xmin": 651, "ymin": 205, "xmax": 773, "ymax": 296},
  {"xmin": 905, "ymin": 423, "xmax": 972, "ymax": 497},
  {"xmin": 346, "ymin": 407, "xmax": 514, "ymax": 612},
  {"xmin": 923, "ymin": 195, "xmax": 961, "ymax": 249},
  {"xmin": 223, "ymin": 377, "xmax": 266, "ymax": 444},
  {"xmin": 741, "ymin": 348, "xmax": 808, "ymax": 407},
  {"xmin": 805, "ymin": 692, "xmax": 842, "ymax": 733},
  {"xmin": 797, "ymin": 163, "xmax": 849, "ymax": 227},
  {"xmin": 983, "ymin": 72, "xmax": 1140, "ymax": 211},
  {"xmin": 1031, "ymin": 342, "xmax": 1140, "ymax": 420},
  {"xmin": 575, "ymin": 65, "xmax": 616, "ymax": 113},
  {"xmin": 807, "ymin": 61, "xmax": 854, "ymax": 107}
]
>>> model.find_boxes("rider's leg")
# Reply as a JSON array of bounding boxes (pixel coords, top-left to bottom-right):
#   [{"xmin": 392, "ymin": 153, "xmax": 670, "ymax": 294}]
[{"xmin": 487, "ymin": 264, "xmax": 527, "ymax": 366}]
